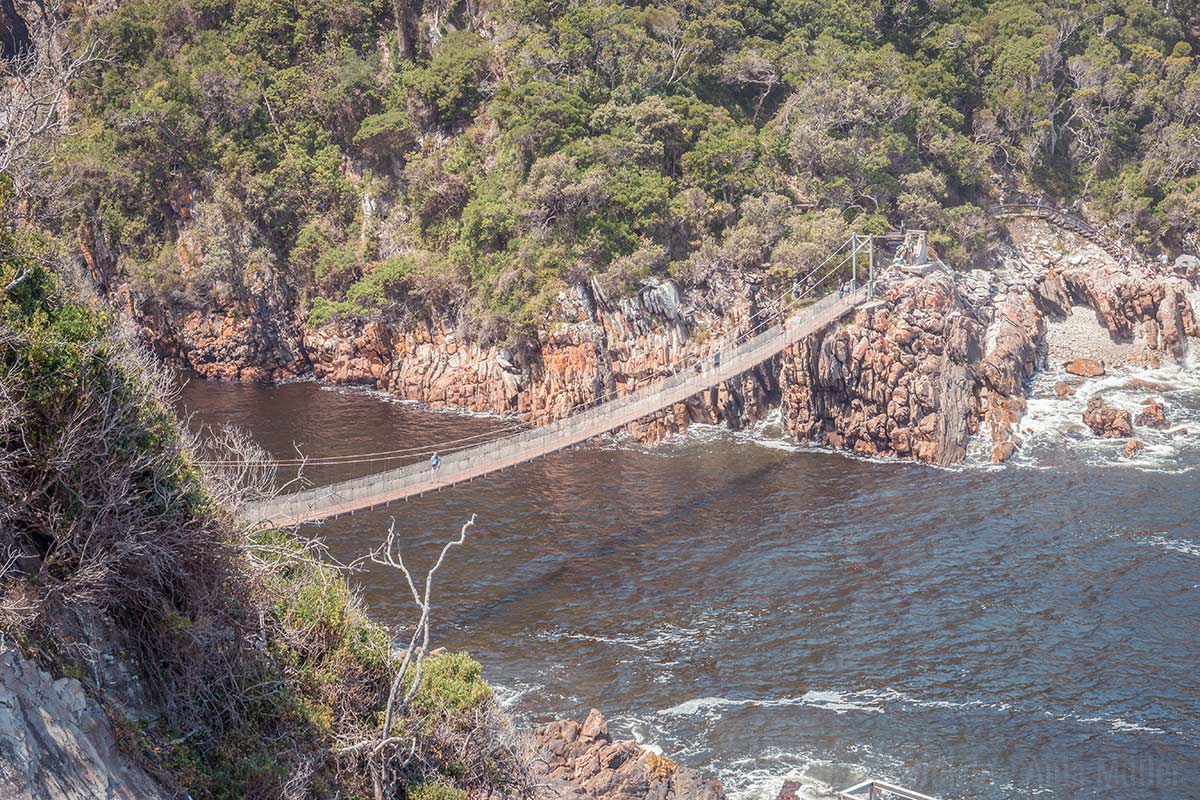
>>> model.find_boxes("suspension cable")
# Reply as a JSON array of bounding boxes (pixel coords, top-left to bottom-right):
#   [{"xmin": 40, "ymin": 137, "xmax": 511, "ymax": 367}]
[{"xmin": 196, "ymin": 238, "xmax": 867, "ymax": 468}]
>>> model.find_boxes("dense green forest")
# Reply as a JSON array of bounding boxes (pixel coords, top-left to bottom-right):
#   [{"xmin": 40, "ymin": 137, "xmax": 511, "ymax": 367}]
[{"xmin": 58, "ymin": 0, "xmax": 1200, "ymax": 339}]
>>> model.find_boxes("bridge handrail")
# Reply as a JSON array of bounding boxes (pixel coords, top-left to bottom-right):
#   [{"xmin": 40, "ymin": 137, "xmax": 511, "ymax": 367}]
[
  {"xmin": 245, "ymin": 245, "xmax": 870, "ymax": 524},
  {"xmin": 838, "ymin": 780, "xmax": 940, "ymax": 800},
  {"xmin": 248, "ymin": 290, "xmax": 859, "ymax": 523}
]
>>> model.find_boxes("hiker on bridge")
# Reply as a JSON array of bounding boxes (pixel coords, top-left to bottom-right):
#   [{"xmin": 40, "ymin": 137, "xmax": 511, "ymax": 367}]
[{"xmin": 431, "ymin": 451, "xmax": 441, "ymax": 477}]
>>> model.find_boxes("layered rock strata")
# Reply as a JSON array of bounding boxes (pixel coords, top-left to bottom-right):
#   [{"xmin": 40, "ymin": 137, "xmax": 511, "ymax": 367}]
[{"xmin": 0, "ymin": 648, "xmax": 169, "ymax": 800}]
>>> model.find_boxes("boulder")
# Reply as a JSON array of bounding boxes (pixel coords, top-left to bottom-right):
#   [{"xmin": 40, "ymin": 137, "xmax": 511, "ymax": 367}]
[
  {"xmin": 1174, "ymin": 254, "xmax": 1200, "ymax": 277},
  {"xmin": 1063, "ymin": 358, "xmax": 1106, "ymax": 377},
  {"xmin": 1083, "ymin": 395, "xmax": 1133, "ymax": 438},
  {"xmin": 532, "ymin": 709, "xmax": 724, "ymax": 800},
  {"xmin": 776, "ymin": 781, "xmax": 805, "ymax": 800},
  {"xmin": 1054, "ymin": 381, "xmax": 1075, "ymax": 399},
  {"xmin": 1123, "ymin": 439, "xmax": 1145, "ymax": 458},
  {"xmin": 1134, "ymin": 399, "xmax": 1169, "ymax": 430}
]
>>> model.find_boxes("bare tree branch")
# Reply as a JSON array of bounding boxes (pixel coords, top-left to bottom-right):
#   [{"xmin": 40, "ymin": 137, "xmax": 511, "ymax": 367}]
[
  {"xmin": 339, "ymin": 514, "xmax": 477, "ymax": 799},
  {"xmin": 0, "ymin": 1, "xmax": 107, "ymax": 197}
]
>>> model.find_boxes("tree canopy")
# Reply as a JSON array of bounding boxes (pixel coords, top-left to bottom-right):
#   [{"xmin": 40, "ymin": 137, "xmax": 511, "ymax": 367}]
[{"xmin": 55, "ymin": 0, "xmax": 1200, "ymax": 339}]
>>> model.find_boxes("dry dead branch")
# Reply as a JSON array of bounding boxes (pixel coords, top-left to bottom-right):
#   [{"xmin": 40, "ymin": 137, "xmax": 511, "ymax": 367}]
[
  {"xmin": 359, "ymin": 513, "xmax": 475, "ymax": 798},
  {"xmin": 0, "ymin": 1, "xmax": 106, "ymax": 200}
]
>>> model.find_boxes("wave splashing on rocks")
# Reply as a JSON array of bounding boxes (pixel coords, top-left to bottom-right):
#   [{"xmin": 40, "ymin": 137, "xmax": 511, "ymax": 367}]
[{"xmin": 999, "ymin": 357, "xmax": 1200, "ymax": 472}]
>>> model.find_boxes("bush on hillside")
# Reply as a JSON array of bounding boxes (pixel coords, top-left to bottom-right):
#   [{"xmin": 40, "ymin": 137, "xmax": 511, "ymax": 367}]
[{"xmin": 0, "ymin": 181, "xmax": 531, "ymax": 798}]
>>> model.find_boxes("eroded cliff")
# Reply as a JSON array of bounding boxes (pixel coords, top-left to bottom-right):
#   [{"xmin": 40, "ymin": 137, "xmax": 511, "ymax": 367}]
[{"xmin": 115, "ymin": 219, "xmax": 1200, "ymax": 464}]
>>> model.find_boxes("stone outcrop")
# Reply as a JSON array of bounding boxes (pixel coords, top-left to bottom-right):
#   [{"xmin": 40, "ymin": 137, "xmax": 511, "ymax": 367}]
[
  {"xmin": 301, "ymin": 281, "xmax": 777, "ymax": 444},
  {"xmin": 115, "ymin": 279, "xmax": 308, "ymax": 384},
  {"xmin": 976, "ymin": 290, "xmax": 1043, "ymax": 462},
  {"xmin": 1123, "ymin": 439, "xmax": 1144, "ymax": 458},
  {"xmin": 1024, "ymin": 239, "xmax": 1200, "ymax": 368},
  {"xmin": 779, "ymin": 274, "xmax": 984, "ymax": 465},
  {"xmin": 1083, "ymin": 395, "xmax": 1133, "ymax": 438},
  {"xmin": 1124, "ymin": 377, "xmax": 1177, "ymax": 393},
  {"xmin": 533, "ymin": 709, "xmax": 724, "ymax": 800},
  {"xmin": 0, "ymin": 648, "xmax": 169, "ymax": 800},
  {"xmin": 1064, "ymin": 358, "xmax": 1105, "ymax": 376},
  {"xmin": 1135, "ymin": 398, "xmax": 1170, "ymax": 430},
  {"xmin": 107, "ymin": 212, "xmax": 1200, "ymax": 464}
]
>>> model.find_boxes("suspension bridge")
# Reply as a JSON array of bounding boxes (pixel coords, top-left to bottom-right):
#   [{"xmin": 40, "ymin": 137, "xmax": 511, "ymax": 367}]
[{"xmin": 239, "ymin": 238, "xmax": 878, "ymax": 526}]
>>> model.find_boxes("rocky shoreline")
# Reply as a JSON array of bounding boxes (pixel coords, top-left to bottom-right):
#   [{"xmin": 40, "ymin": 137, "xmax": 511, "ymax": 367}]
[
  {"xmin": 116, "ymin": 218, "xmax": 1200, "ymax": 467},
  {"xmin": 534, "ymin": 709, "xmax": 724, "ymax": 800},
  {"xmin": 0, "ymin": 642, "xmax": 726, "ymax": 800}
]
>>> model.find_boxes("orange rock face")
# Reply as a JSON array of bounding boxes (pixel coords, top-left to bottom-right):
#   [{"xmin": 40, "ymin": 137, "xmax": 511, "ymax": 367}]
[
  {"xmin": 1083, "ymin": 395, "xmax": 1133, "ymax": 438},
  {"xmin": 1134, "ymin": 398, "xmax": 1170, "ymax": 430},
  {"xmin": 1064, "ymin": 358, "xmax": 1106, "ymax": 377},
  {"xmin": 298, "ymin": 286, "xmax": 775, "ymax": 444},
  {"xmin": 779, "ymin": 273, "xmax": 987, "ymax": 466},
  {"xmin": 114, "ymin": 216, "xmax": 1199, "ymax": 467},
  {"xmin": 532, "ymin": 709, "xmax": 724, "ymax": 800}
]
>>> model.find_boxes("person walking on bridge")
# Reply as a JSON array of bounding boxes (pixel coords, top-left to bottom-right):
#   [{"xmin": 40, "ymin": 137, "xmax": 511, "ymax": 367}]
[{"xmin": 431, "ymin": 450, "xmax": 441, "ymax": 479}]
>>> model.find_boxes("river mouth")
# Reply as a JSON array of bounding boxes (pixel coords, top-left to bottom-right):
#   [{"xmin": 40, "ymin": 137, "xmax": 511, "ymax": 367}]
[{"xmin": 180, "ymin": 374, "xmax": 1199, "ymax": 800}]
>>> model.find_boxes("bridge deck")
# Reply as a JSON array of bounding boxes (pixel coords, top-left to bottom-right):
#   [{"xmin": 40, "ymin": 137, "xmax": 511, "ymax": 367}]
[{"xmin": 245, "ymin": 287, "xmax": 867, "ymax": 526}]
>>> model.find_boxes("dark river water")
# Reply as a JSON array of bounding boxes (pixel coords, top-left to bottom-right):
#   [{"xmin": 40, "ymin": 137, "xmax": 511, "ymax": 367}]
[{"xmin": 179, "ymin": 364, "xmax": 1200, "ymax": 800}]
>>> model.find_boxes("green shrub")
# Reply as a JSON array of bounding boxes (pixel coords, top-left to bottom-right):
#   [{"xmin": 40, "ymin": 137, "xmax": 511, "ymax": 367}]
[
  {"xmin": 406, "ymin": 651, "xmax": 493, "ymax": 718},
  {"xmin": 307, "ymin": 297, "xmax": 359, "ymax": 327},
  {"xmin": 346, "ymin": 255, "xmax": 416, "ymax": 306},
  {"xmin": 354, "ymin": 108, "xmax": 417, "ymax": 158},
  {"xmin": 406, "ymin": 31, "xmax": 493, "ymax": 122},
  {"xmin": 410, "ymin": 783, "xmax": 469, "ymax": 800}
]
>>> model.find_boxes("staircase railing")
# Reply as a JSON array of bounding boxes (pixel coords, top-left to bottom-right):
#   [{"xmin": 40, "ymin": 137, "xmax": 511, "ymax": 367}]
[
  {"xmin": 994, "ymin": 202, "xmax": 1136, "ymax": 264},
  {"xmin": 838, "ymin": 780, "xmax": 941, "ymax": 800}
]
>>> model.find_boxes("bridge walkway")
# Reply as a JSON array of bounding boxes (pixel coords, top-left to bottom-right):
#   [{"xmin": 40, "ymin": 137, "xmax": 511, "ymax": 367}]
[{"xmin": 245, "ymin": 285, "xmax": 868, "ymax": 526}]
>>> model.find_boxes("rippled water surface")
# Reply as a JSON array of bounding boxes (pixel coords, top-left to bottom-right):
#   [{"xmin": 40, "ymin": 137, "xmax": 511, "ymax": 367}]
[{"xmin": 180, "ymin": 367, "xmax": 1199, "ymax": 800}]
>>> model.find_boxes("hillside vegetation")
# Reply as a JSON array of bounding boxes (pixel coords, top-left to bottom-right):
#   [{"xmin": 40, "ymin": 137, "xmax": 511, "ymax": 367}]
[
  {"xmin": 50, "ymin": 0, "xmax": 1200, "ymax": 339},
  {"xmin": 0, "ymin": 176, "xmax": 529, "ymax": 798}
]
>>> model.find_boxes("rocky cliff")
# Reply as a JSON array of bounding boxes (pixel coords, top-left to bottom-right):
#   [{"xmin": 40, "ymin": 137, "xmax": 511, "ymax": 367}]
[
  {"xmin": 775, "ymin": 218, "xmax": 1199, "ymax": 464},
  {"xmin": 534, "ymin": 709, "xmax": 724, "ymax": 800},
  {"xmin": 114, "ymin": 219, "xmax": 1200, "ymax": 463},
  {"xmin": 0, "ymin": 648, "xmax": 169, "ymax": 800},
  {"xmin": 120, "ymin": 259, "xmax": 782, "ymax": 443},
  {"xmin": 779, "ymin": 273, "xmax": 985, "ymax": 464}
]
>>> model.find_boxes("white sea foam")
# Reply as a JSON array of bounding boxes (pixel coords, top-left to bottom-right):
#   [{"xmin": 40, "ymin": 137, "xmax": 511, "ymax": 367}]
[
  {"xmin": 491, "ymin": 681, "xmax": 537, "ymax": 710},
  {"xmin": 1068, "ymin": 715, "xmax": 1167, "ymax": 734},
  {"xmin": 539, "ymin": 630, "xmax": 650, "ymax": 651},
  {"xmin": 607, "ymin": 713, "xmax": 667, "ymax": 755},
  {"xmin": 661, "ymin": 690, "xmax": 888, "ymax": 718},
  {"xmin": 1148, "ymin": 534, "xmax": 1200, "ymax": 557},
  {"xmin": 1001, "ymin": 356, "xmax": 1200, "ymax": 472}
]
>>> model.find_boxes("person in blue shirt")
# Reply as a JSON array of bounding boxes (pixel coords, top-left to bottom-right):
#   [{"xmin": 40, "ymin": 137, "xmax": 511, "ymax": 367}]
[{"xmin": 430, "ymin": 451, "xmax": 441, "ymax": 476}]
